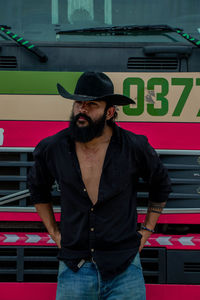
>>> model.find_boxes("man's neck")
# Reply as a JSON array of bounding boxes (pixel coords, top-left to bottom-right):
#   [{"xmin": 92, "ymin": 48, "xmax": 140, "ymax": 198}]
[{"xmin": 75, "ymin": 125, "xmax": 113, "ymax": 151}]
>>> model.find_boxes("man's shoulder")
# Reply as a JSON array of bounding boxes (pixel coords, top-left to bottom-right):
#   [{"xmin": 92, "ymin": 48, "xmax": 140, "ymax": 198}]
[
  {"xmin": 33, "ymin": 128, "xmax": 70, "ymax": 156},
  {"xmin": 118, "ymin": 126, "xmax": 148, "ymax": 147}
]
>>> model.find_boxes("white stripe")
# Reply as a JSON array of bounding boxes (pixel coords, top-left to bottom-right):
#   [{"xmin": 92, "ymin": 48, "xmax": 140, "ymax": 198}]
[
  {"xmin": 26, "ymin": 234, "xmax": 41, "ymax": 243},
  {"xmin": 47, "ymin": 235, "xmax": 56, "ymax": 244},
  {"xmin": 179, "ymin": 237, "xmax": 195, "ymax": 246},
  {"xmin": 156, "ymin": 236, "xmax": 172, "ymax": 245},
  {"xmin": 4, "ymin": 234, "xmax": 19, "ymax": 243}
]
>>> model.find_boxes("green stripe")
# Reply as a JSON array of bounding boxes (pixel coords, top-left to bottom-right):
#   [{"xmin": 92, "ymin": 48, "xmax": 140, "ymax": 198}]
[
  {"xmin": 6, "ymin": 31, "xmax": 11, "ymax": 34},
  {"xmin": 22, "ymin": 41, "xmax": 29, "ymax": 45},
  {"xmin": 12, "ymin": 34, "xmax": 18, "ymax": 38},
  {"xmin": 0, "ymin": 71, "xmax": 82, "ymax": 94},
  {"xmin": 17, "ymin": 37, "xmax": 23, "ymax": 42},
  {"xmin": 28, "ymin": 45, "xmax": 34, "ymax": 49}
]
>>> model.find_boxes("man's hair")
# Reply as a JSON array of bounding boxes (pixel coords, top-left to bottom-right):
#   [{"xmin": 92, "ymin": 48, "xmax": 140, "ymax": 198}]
[{"xmin": 105, "ymin": 103, "xmax": 118, "ymax": 127}]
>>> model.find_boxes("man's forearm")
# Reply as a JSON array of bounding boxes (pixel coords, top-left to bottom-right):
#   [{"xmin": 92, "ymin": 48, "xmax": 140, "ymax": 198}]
[
  {"xmin": 34, "ymin": 203, "xmax": 61, "ymax": 248},
  {"xmin": 143, "ymin": 201, "xmax": 166, "ymax": 230},
  {"xmin": 138, "ymin": 201, "xmax": 166, "ymax": 252}
]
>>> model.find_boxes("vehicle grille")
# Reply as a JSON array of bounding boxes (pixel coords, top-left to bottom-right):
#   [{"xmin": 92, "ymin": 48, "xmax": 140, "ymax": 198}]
[
  {"xmin": 0, "ymin": 56, "xmax": 17, "ymax": 69},
  {"xmin": 127, "ymin": 57, "xmax": 178, "ymax": 70}
]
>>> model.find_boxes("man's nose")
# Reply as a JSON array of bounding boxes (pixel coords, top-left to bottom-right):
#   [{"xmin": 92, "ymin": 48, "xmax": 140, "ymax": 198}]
[{"xmin": 79, "ymin": 102, "xmax": 88, "ymax": 112}]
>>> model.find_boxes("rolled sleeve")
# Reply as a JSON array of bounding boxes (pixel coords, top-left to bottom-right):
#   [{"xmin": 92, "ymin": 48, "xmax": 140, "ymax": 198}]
[
  {"xmin": 139, "ymin": 136, "xmax": 172, "ymax": 203},
  {"xmin": 28, "ymin": 141, "xmax": 54, "ymax": 205}
]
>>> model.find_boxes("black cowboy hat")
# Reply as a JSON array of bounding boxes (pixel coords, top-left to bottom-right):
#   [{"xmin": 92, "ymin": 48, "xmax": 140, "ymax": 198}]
[{"xmin": 57, "ymin": 72, "xmax": 135, "ymax": 106}]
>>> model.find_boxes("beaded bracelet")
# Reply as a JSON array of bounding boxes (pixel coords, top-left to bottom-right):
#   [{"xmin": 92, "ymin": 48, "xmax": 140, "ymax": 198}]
[{"xmin": 140, "ymin": 225, "xmax": 155, "ymax": 233}]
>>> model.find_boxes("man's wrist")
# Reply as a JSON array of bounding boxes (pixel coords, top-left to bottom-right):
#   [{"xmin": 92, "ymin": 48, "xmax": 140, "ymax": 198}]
[{"xmin": 140, "ymin": 224, "xmax": 155, "ymax": 233}]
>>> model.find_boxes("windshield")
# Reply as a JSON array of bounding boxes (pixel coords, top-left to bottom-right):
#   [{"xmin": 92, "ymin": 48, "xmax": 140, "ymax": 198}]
[{"xmin": 1, "ymin": 0, "xmax": 200, "ymax": 43}]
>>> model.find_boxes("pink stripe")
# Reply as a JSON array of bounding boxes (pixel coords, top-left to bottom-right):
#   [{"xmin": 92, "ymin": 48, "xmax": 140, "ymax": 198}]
[
  {"xmin": 1, "ymin": 232, "xmax": 200, "ymax": 249},
  {"xmin": 0, "ymin": 121, "xmax": 200, "ymax": 149},
  {"xmin": 0, "ymin": 283, "xmax": 57, "ymax": 300},
  {"xmin": 0, "ymin": 212, "xmax": 60, "ymax": 222},
  {"xmin": 0, "ymin": 283, "xmax": 199, "ymax": 300},
  {"xmin": 146, "ymin": 284, "xmax": 200, "ymax": 300},
  {"xmin": 1, "ymin": 212, "xmax": 200, "ymax": 224},
  {"xmin": 0, "ymin": 232, "xmax": 56, "ymax": 246},
  {"xmin": 146, "ymin": 234, "xmax": 200, "ymax": 250},
  {"xmin": 138, "ymin": 213, "xmax": 200, "ymax": 224}
]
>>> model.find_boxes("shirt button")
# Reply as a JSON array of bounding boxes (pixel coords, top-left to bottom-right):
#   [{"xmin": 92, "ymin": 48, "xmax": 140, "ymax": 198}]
[
  {"xmin": 91, "ymin": 207, "xmax": 94, "ymax": 211},
  {"xmin": 90, "ymin": 227, "xmax": 94, "ymax": 232},
  {"xmin": 83, "ymin": 188, "xmax": 87, "ymax": 192},
  {"xmin": 91, "ymin": 248, "xmax": 94, "ymax": 252}
]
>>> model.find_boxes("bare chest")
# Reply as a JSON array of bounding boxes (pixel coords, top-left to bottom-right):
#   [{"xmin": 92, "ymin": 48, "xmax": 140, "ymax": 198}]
[{"xmin": 76, "ymin": 145, "xmax": 109, "ymax": 205}]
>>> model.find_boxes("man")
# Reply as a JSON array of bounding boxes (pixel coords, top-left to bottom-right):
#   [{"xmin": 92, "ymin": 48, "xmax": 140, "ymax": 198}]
[{"xmin": 28, "ymin": 72, "xmax": 171, "ymax": 300}]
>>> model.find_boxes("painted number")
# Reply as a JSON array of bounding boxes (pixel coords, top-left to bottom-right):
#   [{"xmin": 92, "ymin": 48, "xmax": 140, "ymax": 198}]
[
  {"xmin": 196, "ymin": 78, "xmax": 200, "ymax": 117},
  {"xmin": 171, "ymin": 78, "xmax": 193, "ymax": 116},
  {"xmin": 123, "ymin": 78, "xmax": 144, "ymax": 116},
  {"xmin": 147, "ymin": 78, "xmax": 168, "ymax": 116},
  {"xmin": 123, "ymin": 77, "xmax": 198, "ymax": 117}
]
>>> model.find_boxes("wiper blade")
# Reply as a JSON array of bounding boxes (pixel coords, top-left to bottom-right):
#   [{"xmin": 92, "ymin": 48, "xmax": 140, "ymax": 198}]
[
  {"xmin": 57, "ymin": 24, "xmax": 182, "ymax": 34},
  {"xmin": 0, "ymin": 25, "xmax": 48, "ymax": 62},
  {"xmin": 57, "ymin": 24, "xmax": 200, "ymax": 48}
]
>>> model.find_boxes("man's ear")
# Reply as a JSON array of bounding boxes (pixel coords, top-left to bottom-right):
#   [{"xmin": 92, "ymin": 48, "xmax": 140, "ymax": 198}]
[{"xmin": 106, "ymin": 106, "xmax": 115, "ymax": 120}]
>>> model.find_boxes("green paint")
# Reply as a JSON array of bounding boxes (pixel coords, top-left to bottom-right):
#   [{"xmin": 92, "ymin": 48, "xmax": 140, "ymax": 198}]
[
  {"xmin": 6, "ymin": 31, "xmax": 11, "ymax": 34},
  {"xmin": 147, "ymin": 78, "xmax": 169, "ymax": 116},
  {"xmin": 0, "ymin": 71, "xmax": 82, "ymax": 94},
  {"xmin": 171, "ymin": 78, "xmax": 193, "ymax": 116},
  {"xmin": 12, "ymin": 34, "xmax": 18, "ymax": 38},
  {"xmin": 196, "ymin": 78, "xmax": 200, "ymax": 85},
  {"xmin": 17, "ymin": 37, "xmax": 23, "ymax": 42},
  {"xmin": 28, "ymin": 45, "xmax": 34, "ymax": 49},
  {"xmin": 196, "ymin": 79, "xmax": 200, "ymax": 116},
  {"xmin": 22, "ymin": 41, "xmax": 29, "ymax": 45},
  {"xmin": 123, "ymin": 78, "xmax": 144, "ymax": 116},
  {"xmin": 183, "ymin": 33, "xmax": 190, "ymax": 39},
  {"xmin": 1, "ymin": 27, "xmax": 5, "ymax": 31},
  {"xmin": 196, "ymin": 41, "xmax": 200, "ymax": 45}
]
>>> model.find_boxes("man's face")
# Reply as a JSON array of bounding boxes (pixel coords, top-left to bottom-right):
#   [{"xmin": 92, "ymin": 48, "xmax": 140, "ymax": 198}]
[{"xmin": 69, "ymin": 100, "xmax": 108, "ymax": 143}]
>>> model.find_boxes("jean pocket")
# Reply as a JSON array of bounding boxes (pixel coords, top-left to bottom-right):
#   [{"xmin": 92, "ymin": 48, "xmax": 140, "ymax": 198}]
[
  {"xmin": 58, "ymin": 260, "xmax": 68, "ymax": 277},
  {"xmin": 131, "ymin": 252, "xmax": 143, "ymax": 270}
]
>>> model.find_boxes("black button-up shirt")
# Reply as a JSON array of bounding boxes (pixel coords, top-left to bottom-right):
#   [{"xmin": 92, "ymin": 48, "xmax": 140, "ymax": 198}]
[{"xmin": 28, "ymin": 124, "xmax": 171, "ymax": 280}]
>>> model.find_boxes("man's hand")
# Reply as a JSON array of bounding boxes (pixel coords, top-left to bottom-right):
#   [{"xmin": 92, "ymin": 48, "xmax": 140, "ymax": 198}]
[
  {"xmin": 138, "ymin": 229, "xmax": 152, "ymax": 252},
  {"xmin": 34, "ymin": 203, "xmax": 61, "ymax": 248},
  {"xmin": 51, "ymin": 230, "xmax": 61, "ymax": 248}
]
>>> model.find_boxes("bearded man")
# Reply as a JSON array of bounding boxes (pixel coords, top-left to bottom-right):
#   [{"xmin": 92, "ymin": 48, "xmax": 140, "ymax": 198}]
[{"xmin": 28, "ymin": 72, "xmax": 171, "ymax": 300}]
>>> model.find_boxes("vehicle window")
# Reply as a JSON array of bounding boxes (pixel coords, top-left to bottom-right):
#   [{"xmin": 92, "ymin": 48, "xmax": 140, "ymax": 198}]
[{"xmin": 0, "ymin": 0, "xmax": 200, "ymax": 43}]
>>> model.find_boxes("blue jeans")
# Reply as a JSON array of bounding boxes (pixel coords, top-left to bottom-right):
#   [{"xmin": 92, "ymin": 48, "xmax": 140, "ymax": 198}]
[{"xmin": 56, "ymin": 252, "xmax": 146, "ymax": 300}]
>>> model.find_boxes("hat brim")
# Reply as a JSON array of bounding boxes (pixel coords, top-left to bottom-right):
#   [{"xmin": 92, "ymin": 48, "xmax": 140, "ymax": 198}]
[{"xmin": 57, "ymin": 83, "xmax": 135, "ymax": 106}]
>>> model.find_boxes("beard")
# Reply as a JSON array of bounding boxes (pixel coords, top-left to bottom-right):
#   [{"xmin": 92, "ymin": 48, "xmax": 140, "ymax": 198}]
[{"xmin": 69, "ymin": 110, "xmax": 107, "ymax": 143}]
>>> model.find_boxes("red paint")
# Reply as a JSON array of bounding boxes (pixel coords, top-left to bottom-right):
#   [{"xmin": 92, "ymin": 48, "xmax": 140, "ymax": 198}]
[
  {"xmin": 146, "ymin": 234, "xmax": 200, "ymax": 250},
  {"xmin": 0, "ymin": 283, "xmax": 57, "ymax": 300},
  {"xmin": 0, "ymin": 121, "xmax": 200, "ymax": 149},
  {"xmin": 0, "ymin": 283, "xmax": 200, "ymax": 300},
  {"xmin": 1, "ymin": 212, "xmax": 200, "ymax": 224},
  {"xmin": 1, "ymin": 232, "xmax": 200, "ymax": 249},
  {"xmin": 0, "ymin": 232, "xmax": 55, "ymax": 246},
  {"xmin": 138, "ymin": 213, "xmax": 200, "ymax": 224},
  {"xmin": 0, "ymin": 212, "xmax": 60, "ymax": 222},
  {"xmin": 145, "ymin": 284, "xmax": 200, "ymax": 300},
  {"xmin": 0, "ymin": 232, "xmax": 200, "ymax": 250}
]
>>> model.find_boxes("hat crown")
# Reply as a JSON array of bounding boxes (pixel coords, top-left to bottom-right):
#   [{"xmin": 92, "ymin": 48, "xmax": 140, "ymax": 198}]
[{"xmin": 74, "ymin": 72, "xmax": 114, "ymax": 97}]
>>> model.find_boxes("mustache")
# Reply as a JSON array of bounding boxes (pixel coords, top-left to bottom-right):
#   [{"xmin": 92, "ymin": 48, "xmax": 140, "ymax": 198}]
[{"xmin": 74, "ymin": 113, "xmax": 92, "ymax": 123}]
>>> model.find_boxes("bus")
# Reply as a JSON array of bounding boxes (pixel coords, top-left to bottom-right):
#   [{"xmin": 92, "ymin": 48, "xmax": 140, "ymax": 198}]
[{"xmin": 0, "ymin": 1, "xmax": 200, "ymax": 299}]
